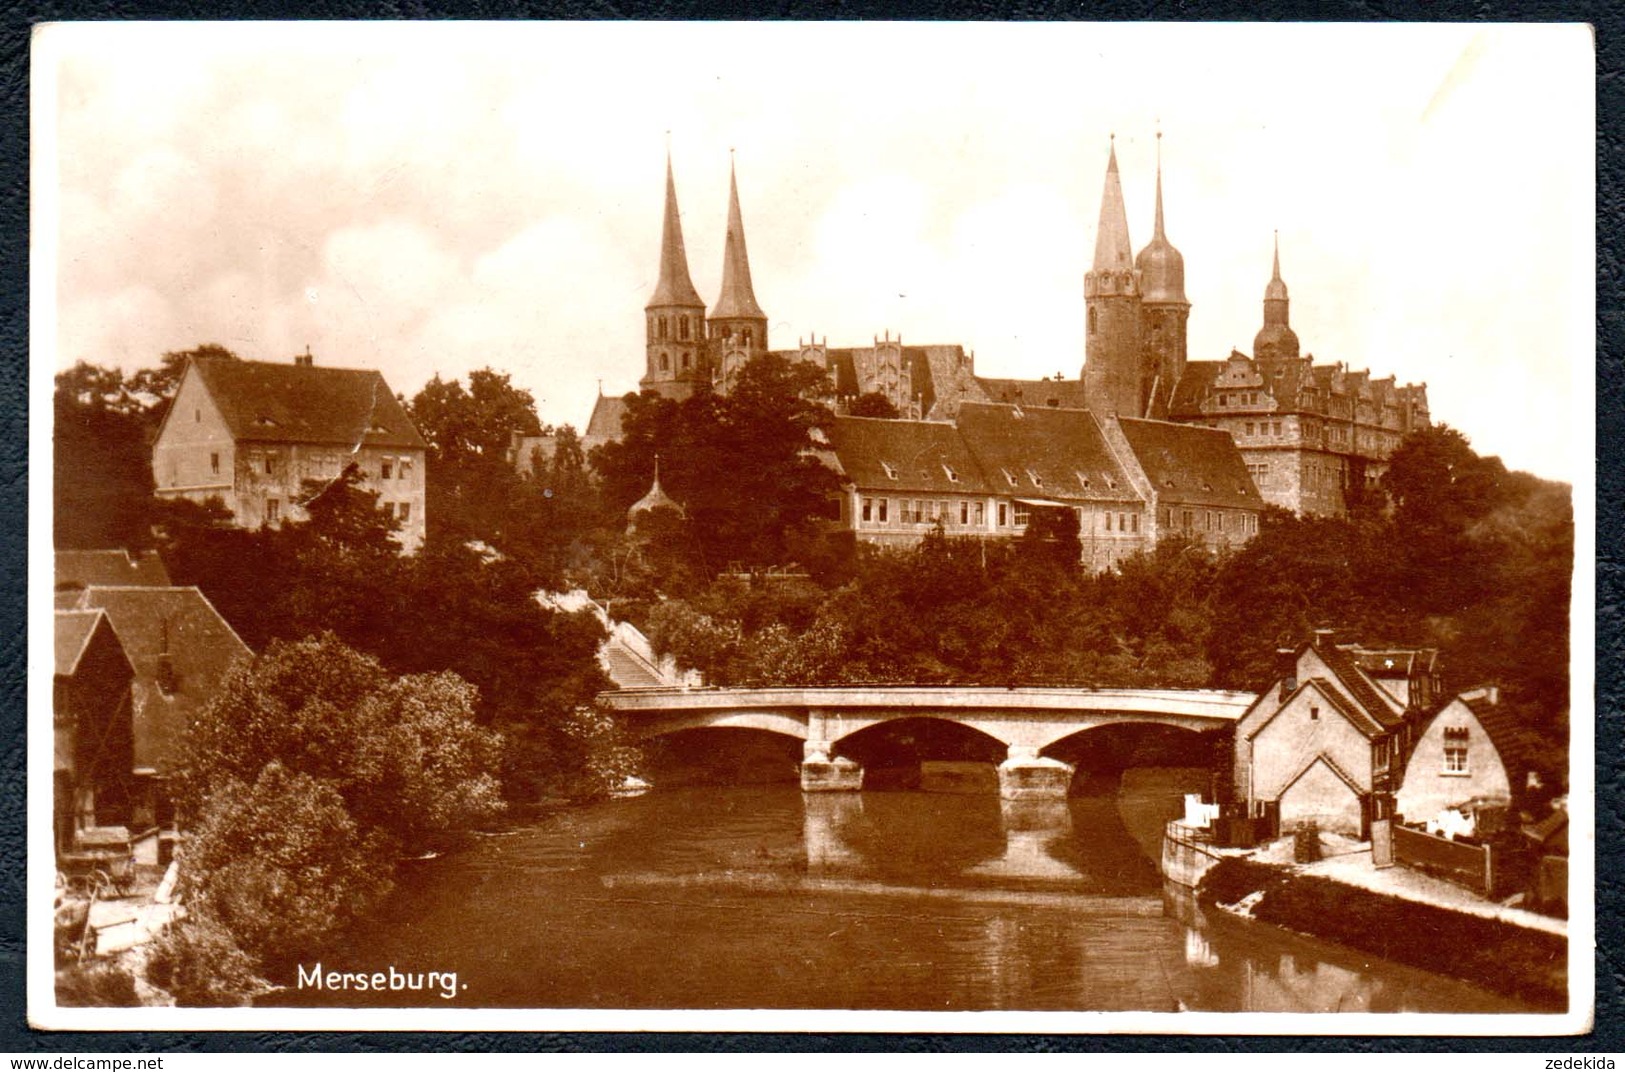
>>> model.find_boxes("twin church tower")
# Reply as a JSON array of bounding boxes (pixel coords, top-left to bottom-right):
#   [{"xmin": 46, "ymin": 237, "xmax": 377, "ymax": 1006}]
[{"xmin": 638, "ymin": 136, "xmax": 1306, "ymax": 425}]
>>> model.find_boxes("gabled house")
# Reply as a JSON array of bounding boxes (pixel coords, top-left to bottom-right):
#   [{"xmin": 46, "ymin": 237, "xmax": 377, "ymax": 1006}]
[
  {"xmin": 151, "ymin": 353, "xmax": 428, "ymax": 551},
  {"xmin": 1395, "ymin": 684, "xmax": 1546, "ymax": 834},
  {"xmin": 1232, "ymin": 629, "xmax": 1421, "ymax": 836},
  {"xmin": 55, "ymin": 550, "xmax": 172, "ymax": 609},
  {"xmin": 54, "ymin": 609, "xmax": 134, "ymax": 850},
  {"xmin": 73, "ymin": 585, "xmax": 252, "ymax": 831}
]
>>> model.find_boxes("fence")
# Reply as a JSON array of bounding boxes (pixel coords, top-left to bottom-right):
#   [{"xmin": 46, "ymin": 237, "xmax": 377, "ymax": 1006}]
[
  {"xmin": 1392, "ymin": 823, "xmax": 1526, "ymax": 896},
  {"xmin": 1162, "ymin": 820, "xmax": 1228, "ymax": 889}
]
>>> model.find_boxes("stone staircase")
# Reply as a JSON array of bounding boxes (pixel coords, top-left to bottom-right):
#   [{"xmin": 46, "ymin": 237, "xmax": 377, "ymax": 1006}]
[{"xmin": 540, "ymin": 589, "xmax": 700, "ymax": 691}]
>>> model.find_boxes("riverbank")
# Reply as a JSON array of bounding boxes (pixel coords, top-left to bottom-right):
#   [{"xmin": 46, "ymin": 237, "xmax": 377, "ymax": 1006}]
[{"xmin": 1197, "ymin": 856, "xmax": 1567, "ymax": 1011}]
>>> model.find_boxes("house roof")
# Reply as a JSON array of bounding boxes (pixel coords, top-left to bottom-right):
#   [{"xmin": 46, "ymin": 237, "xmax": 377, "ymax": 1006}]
[
  {"xmin": 185, "ymin": 357, "xmax": 426, "ymax": 450},
  {"xmin": 1462, "ymin": 693, "xmax": 1549, "ymax": 781},
  {"xmin": 75, "ymin": 586, "xmax": 252, "ymax": 772},
  {"xmin": 1115, "ymin": 417, "xmax": 1264, "ymax": 511},
  {"xmin": 826, "ymin": 416, "xmax": 990, "ymax": 495},
  {"xmin": 1315, "ymin": 642, "xmax": 1405, "ymax": 728},
  {"xmin": 55, "ymin": 609, "xmax": 106, "ymax": 677},
  {"xmin": 1246, "ymin": 676, "xmax": 1387, "ymax": 742},
  {"xmin": 1345, "ymin": 646, "xmax": 1439, "ymax": 680},
  {"xmin": 56, "ymin": 550, "xmax": 171, "ymax": 591},
  {"xmin": 1279, "ymin": 751, "xmax": 1367, "ymax": 800},
  {"xmin": 955, "ymin": 402, "xmax": 1139, "ymax": 503},
  {"xmin": 1167, "ymin": 360, "xmax": 1222, "ymax": 419}
]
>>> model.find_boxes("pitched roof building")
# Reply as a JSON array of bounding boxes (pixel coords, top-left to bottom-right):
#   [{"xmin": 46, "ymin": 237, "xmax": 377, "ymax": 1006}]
[
  {"xmin": 152, "ymin": 353, "xmax": 428, "ymax": 551},
  {"xmin": 55, "ymin": 549, "xmax": 171, "ymax": 608}
]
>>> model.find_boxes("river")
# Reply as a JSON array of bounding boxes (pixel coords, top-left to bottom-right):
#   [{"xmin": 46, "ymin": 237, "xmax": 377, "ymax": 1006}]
[{"xmin": 272, "ymin": 773, "xmax": 1531, "ymax": 1014}]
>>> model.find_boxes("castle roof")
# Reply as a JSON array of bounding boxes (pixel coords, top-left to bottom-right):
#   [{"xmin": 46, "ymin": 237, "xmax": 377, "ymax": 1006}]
[
  {"xmin": 628, "ymin": 460, "xmax": 683, "ymax": 522},
  {"xmin": 710, "ymin": 160, "xmax": 766, "ymax": 321},
  {"xmin": 181, "ymin": 357, "xmax": 426, "ymax": 450},
  {"xmin": 826, "ymin": 416, "xmax": 990, "ymax": 495},
  {"xmin": 647, "ymin": 155, "xmax": 705, "ymax": 310},
  {"xmin": 956, "ymin": 402, "xmax": 1139, "ymax": 503},
  {"xmin": 1090, "ymin": 140, "xmax": 1135, "ymax": 274},
  {"xmin": 974, "ymin": 377, "xmax": 1092, "ymax": 412},
  {"xmin": 1115, "ymin": 418, "xmax": 1264, "ymax": 511},
  {"xmin": 75, "ymin": 585, "xmax": 252, "ymax": 773},
  {"xmin": 583, "ymin": 394, "xmax": 632, "ymax": 453}
]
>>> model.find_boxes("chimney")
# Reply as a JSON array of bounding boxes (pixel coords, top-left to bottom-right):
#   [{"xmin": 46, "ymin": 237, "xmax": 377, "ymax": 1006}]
[
  {"xmin": 295, "ymin": 345, "xmax": 314, "ymax": 368},
  {"xmin": 1277, "ymin": 648, "xmax": 1298, "ymax": 700}
]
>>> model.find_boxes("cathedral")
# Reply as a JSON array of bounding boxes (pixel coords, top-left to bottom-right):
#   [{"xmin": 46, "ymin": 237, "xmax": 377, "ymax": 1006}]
[{"xmin": 587, "ymin": 139, "xmax": 1431, "ymax": 525}]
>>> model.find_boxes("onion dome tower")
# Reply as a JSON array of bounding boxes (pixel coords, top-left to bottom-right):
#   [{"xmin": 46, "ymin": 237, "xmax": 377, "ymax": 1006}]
[
  {"xmin": 1135, "ymin": 133, "xmax": 1189, "ymax": 417},
  {"xmin": 707, "ymin": 154, "xmax": 769, "ymax": 387},
  {"xmin": 1253, "ymin": 232, "xmax": 1301, "ymax": 363},
  {"xmin": 1083, "ymin": 136, "xmax": 1144, "ymax": 419},
  {"xmin": 642, "ymin": 153, "xmax": 709, "ymax": 399},
  {"xmin": 627, "ymin": 455, "xmax": 684, "ymax": 534}
]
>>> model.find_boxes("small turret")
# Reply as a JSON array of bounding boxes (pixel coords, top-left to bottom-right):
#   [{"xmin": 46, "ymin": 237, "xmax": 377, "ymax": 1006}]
[{"xmin": 627, "ymin": 455, "xmax": 684, "ymax": 534}]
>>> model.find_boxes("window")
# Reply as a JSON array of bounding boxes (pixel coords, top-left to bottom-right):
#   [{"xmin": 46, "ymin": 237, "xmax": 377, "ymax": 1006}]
[
  {"xmin": 194, "ymin": 409, "xmax": 201, "ymax": 423},
  {"xmin": 658, "ymin": 317, "xmax": 668, "ymax": 340},
  {"xmin": 1443, "ymin": 727, "xmax": 1470, "ymax": 774},
  {"xmin": 1309, "ymin": 704, "xmax": 1319, "ymax": 721},
  {"xmin": 1105, "ymin": 512, "xmax": 1113, "ymax": 532},
  {"xmin": 1273, "ymin": 421, "xmax": 1283, "ymax": 437},
  {"xmin": 881, "ymin": 462, "xmax": 899, "ymax": 481},
  {"xmin": 210, "ymin": 452, "xmax": 220, "ymax": 476},
  {"xmin": 659, "ymin": 353, "xmax": 670, "ymax": 372},
  {"xmin": 960, "ymin": 501, "xmax": 969, "ymax": 525},
  {"xmin": 1001, "ymin": 468, "xmax": 1018, "ymax": 487},
  {"xmin": 1013, "ymin": 504, "xmax": 1031, "ymax": 527},
  {"xmin": 265, "ymin": 454, "xmax": 277, "ymax": 476},
  {"xmin": 998, "ymin": 502, "xmax": 1008, "ymax": 527},
  {"xmin": 680, "ymin": 317, "xmax": 690, "ymax": 341},
  {"xmin": 681, "ymin": 354, "xmax": 690, "ymax": 370},
  {"xmin": 266, "ymin": 499, "xmax": 281, "ymax": 523},
  {"xmin": 1245, "ymin": 422, "xmax": 1254, "ymax": 436},
  {"xmin": 1076, "ymin": 472, "xmax": 1092, "ymax": 491},
  {"xmin": 1088, "ymin": 307, "xmax": 1098, "ymax": 334},
  {"xmin": 1026, "ymin": 469, "xmax": 1043, "ymax": 488},
  {"xmin": 401, "ymin": 458, "xmax": 412, "ymax": 481},
  {"xmin": 382, "ymin": 459, "xmax": 393, "ymax": 481},
  {"xmin": 382, "ymin": 502, "xmax": 394, "ymax": 519},
  {"xmin": 973, "ymin": 501, "xmax": 984, "ymax": 526},
  {"xmin": 862, "ymin": 498, "xmax": 873, "ymax": 523},
  {"xmin": 943, "ymin": 464, "xmax": 960, "ymax": 483},
  {"xmin": 398, "ymin": 502, "xmax": 411, "ymax": 523},
  {"xmin": 744, "ymin": 329, "xmax": 753, "ymax": 347},
  {"xmin": 1120, "ymin": 513, "xmax": 1127, "ymax": 532},
  {"xmin": 1131, "ymin": 514, "xmax": 1139, "ymax": 533},
  {"xmin": 878, "ymin": 499, "xmax": 889, "ymax": 523}
]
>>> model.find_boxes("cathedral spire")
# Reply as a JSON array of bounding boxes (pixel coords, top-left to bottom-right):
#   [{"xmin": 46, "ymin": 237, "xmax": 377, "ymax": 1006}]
[
  {"xmin": 1255, "ymin": 231, "xmax": 1300, "ymax": 361},
  {"xmin": 1265, "ymin": 230, "xmax": 1289, "ymax": 302},
  {"xmin": 647, "ymin": 153, "xmax": 704, "ymax": 310},
  {"xmin": 711, "ymin": 154, "xmax": 766, "ymax": 320},
  {"xmin": 1091, "ymin": 136, "xmax": 1135, "ymax": 273},
  {"xmin": 1152, "ymin": 133, "xmax": 1166, "ymax": 240}
]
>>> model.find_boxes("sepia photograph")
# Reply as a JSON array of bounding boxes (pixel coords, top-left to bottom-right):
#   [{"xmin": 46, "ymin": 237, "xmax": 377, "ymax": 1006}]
[{"xmin": 28, "ymin": 21, "xmax": 1593, "ymax": 1034}]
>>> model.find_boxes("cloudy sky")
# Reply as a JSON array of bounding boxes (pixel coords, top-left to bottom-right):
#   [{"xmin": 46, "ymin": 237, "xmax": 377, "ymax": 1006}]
[{"xmin": 35, "ymin": 22, "xmax": 1592, "ymax": 481}]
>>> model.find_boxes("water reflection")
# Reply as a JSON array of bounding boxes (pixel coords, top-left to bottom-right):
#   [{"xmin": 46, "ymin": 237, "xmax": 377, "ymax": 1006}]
[{"xmin": 273, "ymin": 782, "xmax": 1532, "ymax": 1013}]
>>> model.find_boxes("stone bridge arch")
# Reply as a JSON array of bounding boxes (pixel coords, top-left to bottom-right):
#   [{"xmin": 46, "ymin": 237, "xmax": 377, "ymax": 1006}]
[{"xmin": 631, "ymin": 709, "xmax": 810, "ymax": 743}]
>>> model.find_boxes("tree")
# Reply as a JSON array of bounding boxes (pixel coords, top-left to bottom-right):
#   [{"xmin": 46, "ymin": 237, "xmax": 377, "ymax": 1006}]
[
  {"xmin": 591, "ymin": 355, "xmax": 842, "ymax": 576},
  {"xmin": 129, "ymin": 343, "xmax": 239, "ymax": 420},
  {"xmin": 54, "ymin": 362, "xmax": 157, "ymax": 549},
  {"xmin": 847, "ymin": 391, "xmax": 900, "ymax": 419},
  {"xmin": 177, "ymin": 633, "xmax": 505, "ymax": 850}
]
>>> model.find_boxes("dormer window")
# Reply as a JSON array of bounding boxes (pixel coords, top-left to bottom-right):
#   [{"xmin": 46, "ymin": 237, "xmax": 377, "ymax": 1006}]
[
  {"xmin": 1105, "ymin": 477, "xmax": 1117, "ymax": 490},
  {"xmin": 1026, "ymin": 470, "xmax": 1043, "ymax": 488},
  {"xmin": 942, "ymin": 464, "xmax": 959, "ymax": 483},
  {"xmin": 1001, "ymin": 468, "xmax": 1017, "ymax": 487},
  {"xmin": 1076, "ymin": 472, "xmax": 1092, "ymax": 491},
  {"xmin": 881, "ymin": 462, "xmax": 899, "ymax": 481}
]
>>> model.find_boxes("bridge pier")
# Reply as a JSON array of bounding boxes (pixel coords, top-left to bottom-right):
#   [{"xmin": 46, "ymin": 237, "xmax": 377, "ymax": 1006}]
[
  {"xmin": 801, "ymin": 741, "xmax": 863, "ymax": 792},
  {"xmin": 997, "ymin": 747, "xmax": 1073, "ymax": 800}
]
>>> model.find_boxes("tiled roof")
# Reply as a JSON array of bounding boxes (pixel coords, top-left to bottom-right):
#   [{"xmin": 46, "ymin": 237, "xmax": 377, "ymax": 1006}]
[
  {"xmin": 56, "ymin": 550, "xmax": 171, "ymax": 591},
  {"xmin": 189, "ymin": 358, "xmax": 426, "ymax": 449},
  {"xmin": 826, "ymin": 417, "xmax": 989, "ymax": 495},
  {"xmin": 955, "ymin": 402, "xmax": 1139, "ymax": 503},
  {"xmin": 76, "ymin": 586, "xmax": 252, "ymax": 772},
  {"xmin": 1115, "ymin": 417, "xmax": 1264, "ymax": 511},
  {"xmin": 1303, "ymin": 676, "xmax": 1388, "ymax": 737},
  {"xmin": 55, "ymin": 609, "xmax": 105, "ymax": 677},
  {"xmin": 1346, "ymin": 646, "xmax": 1438, "ymax": 680},
  {"xmin": 974, "ymin": 377, "xmax": 1092, "ymax": 412},
  {"xmin": 1315, "ymin": 641, "xmax": 1405, "ymax": 729},
  {"xmin": 1168, "ymin": 361, "xmax": 1221, "ymax": 419},
  {"xmin": 1464, "ymin": 694, "xmax": 1549, "ymax": 781}
]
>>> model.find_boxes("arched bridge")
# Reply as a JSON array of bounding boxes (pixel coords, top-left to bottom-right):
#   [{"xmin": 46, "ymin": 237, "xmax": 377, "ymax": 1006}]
[{"xmin": 600, "ymin": 685, "xmax": 1258, "ymax": 798}]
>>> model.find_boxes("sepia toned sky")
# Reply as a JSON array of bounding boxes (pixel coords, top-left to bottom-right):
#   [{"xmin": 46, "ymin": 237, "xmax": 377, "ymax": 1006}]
[{"xmin": 36, "ymin": 22, "xmax": 1592, "ymax": 481}]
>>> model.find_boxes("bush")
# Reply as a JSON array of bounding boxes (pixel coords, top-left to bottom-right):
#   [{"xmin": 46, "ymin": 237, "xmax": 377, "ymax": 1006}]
[{"xmin": 145, "ymin": 913, "xmax": 268, "ymax": 1007}]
